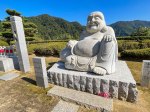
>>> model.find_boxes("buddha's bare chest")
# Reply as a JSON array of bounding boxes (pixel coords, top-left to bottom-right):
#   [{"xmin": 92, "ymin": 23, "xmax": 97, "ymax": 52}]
[{"xmin": 73, "ymin": 39, "xmax": 101, "ymax": 57}]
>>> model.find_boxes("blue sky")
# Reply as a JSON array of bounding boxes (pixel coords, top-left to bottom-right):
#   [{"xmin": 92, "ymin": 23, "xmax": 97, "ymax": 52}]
[{"xmin": 0, "ymin": 0, "xmax": 150, "ymax": 25}]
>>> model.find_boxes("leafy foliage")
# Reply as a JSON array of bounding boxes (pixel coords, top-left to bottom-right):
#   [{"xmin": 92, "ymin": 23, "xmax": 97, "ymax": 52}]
[
  {"xmin": 0, "ymin": 9, "xmax": 38, "ymax": 45},
  {"xmin": 27, "ymin": 14, "xmax": 84, "ymax": 40},
  {"xmin": 28, "ymin": 42, "xmax": 67, "ymax": 55},
  {"xmin": 0, "ymin": 21, "xmax": 3, "ymax": 32},
  {"xmin": 6, "ymin": 9, "xmax": 21, "ymax": 16},
  {"xmin": 110, "ymin": 20, "xmax": 150, "ymax": 36},
  {"xmin": 131, "ymin": 27, "xmax": 150, "ymax": 36},
  {"xmin": 0, "ymin": 40, "xmax": 9, "ymax": 46},
  {"xmin": 121, "ymin": 48, "xmax": 150, "ymax": 59}
]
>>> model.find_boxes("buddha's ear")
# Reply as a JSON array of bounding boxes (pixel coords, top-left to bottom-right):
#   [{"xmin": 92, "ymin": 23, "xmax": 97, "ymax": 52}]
[{"xmin": 101, "ymin": 26, "xmax": 108, "ymax": 33}]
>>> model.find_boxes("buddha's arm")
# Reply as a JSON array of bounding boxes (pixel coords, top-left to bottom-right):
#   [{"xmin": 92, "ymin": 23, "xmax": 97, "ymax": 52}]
[
  {"xmin": 60, "ymin": 40, "xmax": 78, "ymax": 62},
  {"xmin": 95, "ymin": 34, "xmax": 117, "ymax": 74}
]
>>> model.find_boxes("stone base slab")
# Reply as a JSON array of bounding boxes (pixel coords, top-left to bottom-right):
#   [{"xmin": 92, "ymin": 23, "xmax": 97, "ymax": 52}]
[
  {"xmin": 0, "ymin": 73, "xmax": 19, "ymax": 81},
  {"xmin": 47, "ymin": 61, "xmax": 138, "ymax": 103},
  {"xmin": 48, "ymin": 86, "xmax": 113, "ymax": 112},
  {"xmin": 51, "ymin": 100, "xmax": 79, "ymax": 112}
]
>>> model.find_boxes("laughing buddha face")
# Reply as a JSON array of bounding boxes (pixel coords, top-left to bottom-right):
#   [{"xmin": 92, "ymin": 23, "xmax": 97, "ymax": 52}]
[{"xmin": 86, "ymin": 11, "xmax": 106, "ymax": 34}]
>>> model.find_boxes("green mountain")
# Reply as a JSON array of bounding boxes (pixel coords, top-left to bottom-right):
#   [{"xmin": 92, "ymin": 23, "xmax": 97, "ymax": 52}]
[
  {"xmin": 110, "ymin": 20, "xmax": 150, "ymax": 36},
  {"xmin": 27, "ymin": 14, "xmax": 84, "ymax": 40},
  {"xmin": 27, "ymin": 14, "xmax": 150, "ymax": 38},
  {"xmin": 1, "ymin": 14, "xmax": 150, "ymax": 39},
  {"xmin": 0, "ymin": 21, "xmax": 2, "ymax": 32}
]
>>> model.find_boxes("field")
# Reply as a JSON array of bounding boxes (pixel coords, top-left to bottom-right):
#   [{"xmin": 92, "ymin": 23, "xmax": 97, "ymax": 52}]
[{"xmin": 0, "ymin": 55, "xmax": 150, "ymax": 112}]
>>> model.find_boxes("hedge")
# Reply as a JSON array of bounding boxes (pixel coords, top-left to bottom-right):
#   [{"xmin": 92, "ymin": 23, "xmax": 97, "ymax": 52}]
[
  {"xmin": 0, "ymin": 40, "xmax": 9, "ymax": 46},
  {"xmin": 121, "ymin": 48, "xmax": 150, "ymax": 59},
  {"xmin": 118, "ymin": 40, "xmax": 140, "ymax": 52},
  {"xmin": 117, "ymin": 36, "xmax": 150, "ymax": 40},
  {"xmin": 118, "ymin": 40, "xmax": 150, "ymax": 52},
  {"xmin": 27, "ymin": 42, "xmax": 67, "ymax": 55},
  {"xmin": 28, "ymin": 40, "xmax": 69, "ymax": 44}
]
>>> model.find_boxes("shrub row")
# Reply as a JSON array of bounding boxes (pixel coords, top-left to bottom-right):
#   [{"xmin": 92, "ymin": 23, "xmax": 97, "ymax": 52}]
[
  {"xmin": 117, "ymin": 36, "xmax": 150, "ymax": 40},
  {"xmin": 121, "ymin": 48, "xmax": 150, "ymax": 59},
  {"xmin": 0, "ymin": 40, "xmax": 9, "ymax": 46},
  {"xmin": 118, "ymin": 40, "xmax": 150, "ymax": 52},
  {"xmin": 27, "ymin": 42, "xmax": 67, "ymax": 56},
  {"xmin": 28, "ymin": 40, "xmax": 69, "ymax": 44}
]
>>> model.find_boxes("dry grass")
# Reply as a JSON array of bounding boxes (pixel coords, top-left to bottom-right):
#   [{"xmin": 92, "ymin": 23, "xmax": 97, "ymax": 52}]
[
  {"xmin": 0, "ymin": 56, "xmax": 60, "ymax": 112},
  {"xmin": 113, "ymin": 60, "xmax": 150, "ymax": 112},
  {"xmin": 0, "ymin": 55, "xmax": 150, "ymax": 112}
]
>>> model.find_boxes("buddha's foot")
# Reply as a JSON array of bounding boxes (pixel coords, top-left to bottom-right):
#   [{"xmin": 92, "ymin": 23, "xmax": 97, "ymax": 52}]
[{"xmin": 93, "ymin": 67, "xmax": 107, "ymax": 75}]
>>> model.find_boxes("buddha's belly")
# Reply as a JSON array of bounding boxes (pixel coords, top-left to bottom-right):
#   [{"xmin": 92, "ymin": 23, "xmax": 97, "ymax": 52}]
[{"xmin": 73, "ymin": 39, "xmax": 100, "ymax": 57}]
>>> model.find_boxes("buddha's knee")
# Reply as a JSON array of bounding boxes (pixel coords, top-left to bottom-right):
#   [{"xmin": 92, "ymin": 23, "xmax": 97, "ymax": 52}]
[
  {"xmin": 60, "ymin": 48, "xmax": 71, "ymax": 62},
  {"xmin": 65, "ymin": 55, "xmax": 76, "ymax": 70}
]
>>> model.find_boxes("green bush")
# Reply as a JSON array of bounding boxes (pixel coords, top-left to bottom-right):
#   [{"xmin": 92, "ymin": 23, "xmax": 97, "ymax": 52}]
[
  {"xmin": 28, "ymin": 40, "xmax": 69, "ymax": 44},
  {"xmin": 26, "ymin": 37, "xmax": 43, "ymax": 42},
  {"xmin": 26, "ymin": 37, "xmax": 36, "ymax": 41},
  {"xmin": 27, "ymin": 44, "xmax": 37, "ymax": 55},
  {"xmin": 140, "ymin": 40, "xmax": 150, "ymax": 49},
  {"xmin": 118, "ymin": 40, "xmax": 140, "ymax": 52},
  {"xmin": 10, "ymin": 40, "xmax": 15, "ymax": 45},
  {"xmin": 117, "ymin": 36, "xmax": 150, "ymax": 40},
  {"xmin": 121, "ymin": 48, "xmax": 150, "ymax": 59},
  {"xmin": 27, "ymin": 42, "xmax": 67, "ymax": 56},
  {"xmin": 1, "ymin": 32, "xmax": 13, "ymax": 39},
  {"xmin": 0, "ymin": 40, "xmax": 9, "ymax": 46}
]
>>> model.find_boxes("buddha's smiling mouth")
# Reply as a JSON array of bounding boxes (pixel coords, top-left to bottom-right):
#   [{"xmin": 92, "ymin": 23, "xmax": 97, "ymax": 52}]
[{"xmin": 88, "ymin": 22, "xmax": 100, "ymax": 28}]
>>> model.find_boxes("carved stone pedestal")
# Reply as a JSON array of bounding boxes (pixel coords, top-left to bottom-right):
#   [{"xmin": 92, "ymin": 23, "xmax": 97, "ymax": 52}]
[{"xmin": 47, "ymin": 61, "xmax": 138, "ymax": 103}]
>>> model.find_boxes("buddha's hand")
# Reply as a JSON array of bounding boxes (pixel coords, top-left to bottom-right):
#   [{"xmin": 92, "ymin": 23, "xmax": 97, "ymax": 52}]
[
  {"xmin": 93, "ymin": 67, "xmax": 107, "ymax": 75},
  {"xmin": 103, "ymin": 34, "xmax": 114, "ymax": 42},
  {"xmin": 66, "ymin": 40, "xmax": 78, "ymax": 49}
]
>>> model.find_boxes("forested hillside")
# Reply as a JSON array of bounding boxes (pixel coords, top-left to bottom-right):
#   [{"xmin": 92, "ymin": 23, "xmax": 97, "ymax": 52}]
[
  {"xmin": 28, "ymin": 14, "xmax": 150, "ymax": 38},
  {"xmin": 110, "ymin": 20, "xmax": 150, "ymax": 36},
  {"xmin": 1, "ymin": 14, "xmax": 150, "ymax": 39},
  {"xmin": 0, "ymin": 21, "xmax": 2, "ymax": 32},
  {"xmin": 27, "ymin": 14, "xmax": 84, "ymax": 40}
]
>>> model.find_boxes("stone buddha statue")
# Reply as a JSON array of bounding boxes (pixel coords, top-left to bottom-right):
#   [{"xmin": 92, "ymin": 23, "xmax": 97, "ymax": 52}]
[{"xmin": 60, "ymin": 11, "xmax": 118, "ymax": 75}]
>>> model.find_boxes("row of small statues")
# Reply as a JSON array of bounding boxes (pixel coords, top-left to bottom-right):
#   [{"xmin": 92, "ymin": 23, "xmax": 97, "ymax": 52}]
[{"xmin": 60, "ymin": 11, "xmax": 118, "ymax": 75}]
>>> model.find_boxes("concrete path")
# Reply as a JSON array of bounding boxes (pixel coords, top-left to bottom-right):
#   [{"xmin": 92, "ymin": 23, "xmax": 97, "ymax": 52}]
[
  {"xmin": 0, "ymin": 73, "xmax": 19, "ymax": 81},
  {"xmin": 48, "ymin": 86, "xmax": 113, "ymax": 112},
  {"xmin": 51, "ymin": 100, "xmax": 79, "ymax": 112}
]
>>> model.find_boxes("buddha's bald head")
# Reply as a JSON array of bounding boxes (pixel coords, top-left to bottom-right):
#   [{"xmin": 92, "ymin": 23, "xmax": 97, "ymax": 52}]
[{"xmin": 86, "ymin": 11, "xmax": 107, "ymax": 33}]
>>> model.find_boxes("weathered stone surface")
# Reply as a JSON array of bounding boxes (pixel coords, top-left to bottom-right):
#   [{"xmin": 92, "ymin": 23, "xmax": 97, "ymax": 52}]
[
  {"xmin": 67, "ymin": 74, "xmax": 74, "ymax": 89},
  {"xmin": 33, "ymin": 57, "xmax": 48, "ymax": 88},
  {"xmin": 48, "ymin": 86, "xmax": 113, "ymax": 112},
  {"xmin": 60, "ymin": 11, "xmax": 117, "ymax": 76},
  {"xmin": 93, "ymin": 78, "xmax": 100, "ymax": 95},
  {"xmin": 62, "ymin": 73, "xmax": 67, "ymax": 87},
  {"xmin": 0, "ymin": 73, "xmax": 19, "ymax": 81},
  {"xmin": 109, "ymin": 80, "xmax": 118, "ymax": 98},
  {"xmin": 74, "ymin": 75, "xmax": 80, "ymax": 90},
  {"xmin": 127, "ymin": 83, "xmax": 138, "ymax": 102},
  {"xmin": 100, "ymin": 79, "xmax": 109, "ymax": 93},
  {"xmin": 86, "ymin": 77, "xmax": 93, "ymax": 93},
  {"xmin": 141, "ymin": 60, "xmax": 150, "ymax": 88},
  {"xmin": 47, "ymin": 61, "xmax": 138, "ymax": 102},
  {"xmin": 51, "ymin": 100, "xmax": 79, "ymax": 112},
  {"xmin": 0, "ymin": 58, "xmax": 14, "ymax": 72},
  {"xmin": 80, "ymin": 76, "xmax": 86, "ymax": 92},
  {"xmin": 10, "ymin": 16, "xmax": 30, "ymax": 73},
  {"xmin": 118, "ymin": 82, "xmax": 128, "ymax": 101}
]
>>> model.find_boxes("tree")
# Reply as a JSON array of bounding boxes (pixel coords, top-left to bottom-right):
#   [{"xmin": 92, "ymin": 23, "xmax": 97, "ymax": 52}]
[
  {"xmin": 6, "ymin": 9, "xmax": 21, "ymax": 16},
  {"xmin": 1, "ymin": 9, "xmax": 38, "ymax": 45},
  {"xmin": 131, "ymin": 27, "xmax": 150, "ymax": 36}
]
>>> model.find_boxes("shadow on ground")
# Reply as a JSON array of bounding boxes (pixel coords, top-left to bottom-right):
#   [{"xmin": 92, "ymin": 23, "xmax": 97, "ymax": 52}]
[
  {"xmin": 47, "ymin": 62, "xmax": 56, "ymax": 70},
  {"xmin": 21, "ymin": 77, "xmax": 36, "ymax": 85}
]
